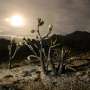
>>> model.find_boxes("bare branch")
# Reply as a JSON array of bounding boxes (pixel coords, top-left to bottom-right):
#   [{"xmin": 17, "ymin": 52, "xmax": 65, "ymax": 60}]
[
  {"xmin": 43, "ymin": 31, "xmax": 52, "ymax": 39},
  {"xmin": 50, "ymin": 44, "xmax": 60, "ymax": 49},
  {"xmin": 24, "ymin": 40, "xmax": 37, "ymax": 56},
  {"xmin": 11, "ymin": 46, "xmax": 20, "ymax": 60},
  {"xmin": 53, "ymin": 38, "xmax": 57, "ymax": 45},
  {"xmin": 27, "ymin": 55, "xmax": 40, "ymax": 61}
]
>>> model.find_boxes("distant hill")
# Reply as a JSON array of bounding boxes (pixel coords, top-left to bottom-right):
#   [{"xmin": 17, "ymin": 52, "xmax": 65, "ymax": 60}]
[
  {"xmin": 0, "ymin": 38, "xmax": 10, "ymax": 61},
  {"xmin": 50, "ymin": 31, "xmax": 90, "ymax": 51}
]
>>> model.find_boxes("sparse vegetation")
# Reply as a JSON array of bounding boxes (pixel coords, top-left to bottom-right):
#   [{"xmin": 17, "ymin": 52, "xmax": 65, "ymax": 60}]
[
  {"xmin": 8, "ymin": 38, "xmax": 23, "ymax": 69},
  {"xmin": 22, "ymin": 18, "xmax": 71, "ymax": 75},
  {"xmin": 0, "ymin": 19, "xmax": 89, "ymax": 90}
]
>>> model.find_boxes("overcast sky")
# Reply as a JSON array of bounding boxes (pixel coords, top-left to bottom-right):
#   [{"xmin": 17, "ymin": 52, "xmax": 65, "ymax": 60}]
[{"xmin": 0, "ymin": 0, "xmax": 90, "ymax": 37}]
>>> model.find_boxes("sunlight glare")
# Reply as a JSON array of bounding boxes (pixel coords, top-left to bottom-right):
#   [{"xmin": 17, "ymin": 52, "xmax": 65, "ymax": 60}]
[{"xmin": 9, "ymin": 15, "xmax": 25, "ymax": 27}]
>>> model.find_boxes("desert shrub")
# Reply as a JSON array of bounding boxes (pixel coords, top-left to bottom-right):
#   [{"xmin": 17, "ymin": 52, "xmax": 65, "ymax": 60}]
[{"xmin": 8, "ymin": 38, "xmax": 23, "ymax": 69}]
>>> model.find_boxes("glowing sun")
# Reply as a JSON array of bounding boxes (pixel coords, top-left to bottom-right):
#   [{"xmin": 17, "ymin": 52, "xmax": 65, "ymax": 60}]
[{"xmin": 7, "ymin": 15, "xmax": 25, "ymax": 27}]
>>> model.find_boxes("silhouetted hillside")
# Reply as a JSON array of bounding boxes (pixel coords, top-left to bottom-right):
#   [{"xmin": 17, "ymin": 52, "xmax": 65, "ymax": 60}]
[
  {"xmin": 50, "ymin": 31, "xmax": 90, "ymax": 51},
  {"xmin": 0, "ymin": 38, "xmax": 10, "ymax": 62}
]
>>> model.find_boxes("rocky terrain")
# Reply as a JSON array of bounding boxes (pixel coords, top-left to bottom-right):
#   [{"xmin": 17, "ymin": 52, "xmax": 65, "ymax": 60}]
[{"xmin": 0, "ymin": 52, "xmax": 89, "ymax": 90}]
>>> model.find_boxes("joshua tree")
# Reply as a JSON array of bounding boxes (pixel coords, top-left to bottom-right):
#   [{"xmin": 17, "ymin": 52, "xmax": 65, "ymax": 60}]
[
  {"xmin": 23, "ymin": 18, "xmax": 60, "ymax": 74},
  {"xmin": 8, "ymin": 38, "xmax": 22, "ymax": 69}
]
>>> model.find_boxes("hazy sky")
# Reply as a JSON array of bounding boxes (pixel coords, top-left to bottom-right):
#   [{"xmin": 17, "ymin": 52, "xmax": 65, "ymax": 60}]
[{"xmin": 0, "ymin": 0, "xmax": 90, "ymax": 37}]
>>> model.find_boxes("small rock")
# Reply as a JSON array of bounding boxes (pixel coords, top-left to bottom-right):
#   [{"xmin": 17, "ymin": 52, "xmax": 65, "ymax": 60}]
[
  {"xmin": 22, "ymin": 69, "xmax": 37, "ymax": 77},
  {"xmin": 75, "ymin": 72, "xmax": 82, "ymax": 76},
  {"xmin": 22, "ymin": 71, "xmax": 32, "ymax": 77},
  {"xmin": 31, "ymin": 71, "xmax": 41, "ymax": 81},
  {"xmin": 30, "ymin": 69, "xmax": 37, "ymax": 73},
  {"xmin": 3, "ymin": 75, "xmax": 13, "ymax": 79},
  {"xmin": 82, "ymin": 75, "xmax": 88, "ymax": 79},
  {"xmin": 81, "ymin": 75, "xmax": 89, "ymax": 81}
]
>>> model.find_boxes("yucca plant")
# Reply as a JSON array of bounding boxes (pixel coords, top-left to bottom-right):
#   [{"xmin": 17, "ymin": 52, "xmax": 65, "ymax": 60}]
[{"xmin": 56, "ymin": 47, "xmax": 71, "ymax": 74}]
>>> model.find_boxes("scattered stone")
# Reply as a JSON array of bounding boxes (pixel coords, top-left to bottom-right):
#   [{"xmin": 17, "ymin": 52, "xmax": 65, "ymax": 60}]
[
  {"xmin": 22, "ymin": 71, "xmax": 32, "ymax": 77},
  {"xmin": 3, "ymin": 75, "xmax": 13, "ymax": 79},
  {"xmin": 31, "ymin": 73, "xmax": 39, "ymax": 81},
  {"xmin": 82, "ymin": 75, "xmax": 88, "ymax": 79},
  {"xmin": 22, "ymin": 69, "xmax": 37, "ymax": 77},
  {"xmin": 30, "ymin": 69, "xmax": 37, "ymax": 73},
  {"xmin": 75, "ymin": 71, "xmax": 86, "ymax": 76},
  {"xmin": 76, "ymin": 72, "xmax": 81, "ymax": 76}
]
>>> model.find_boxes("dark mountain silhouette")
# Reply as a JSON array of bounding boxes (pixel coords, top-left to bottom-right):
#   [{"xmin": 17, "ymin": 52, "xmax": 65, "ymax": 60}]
[
  {"xmin": 0, "ymin": 38, "xmax": 10, "ymax": 62},
  {"xmin": 65, "ymin": 31, "xmax": 90, "ymax": 51},
  {"xmin": 50, "ymin": 31, "xmax": 90, "ymax": 51}
]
